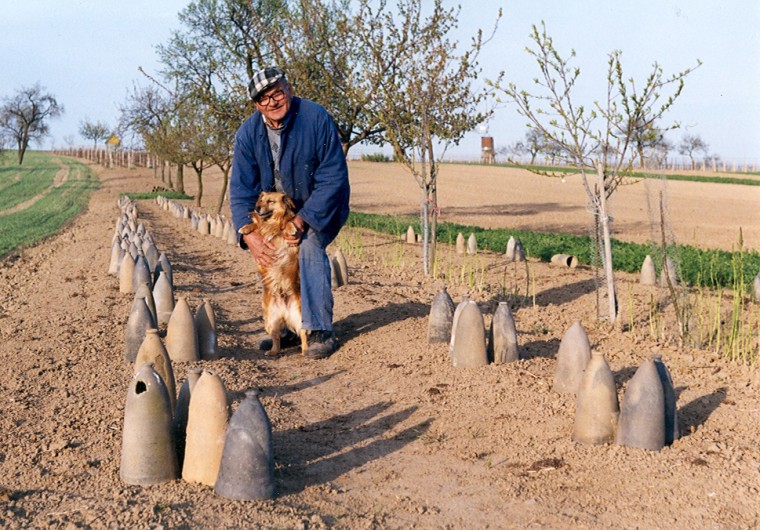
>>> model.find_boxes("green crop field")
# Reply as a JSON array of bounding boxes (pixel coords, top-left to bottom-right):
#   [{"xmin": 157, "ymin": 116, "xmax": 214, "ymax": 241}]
[
  {"xmin": 0, "ymin": 152, "xmax": 99, "ymax": 258},
  {"xmin": 346, "ymin": 211, "xmax": 760, "ymax": 290}
]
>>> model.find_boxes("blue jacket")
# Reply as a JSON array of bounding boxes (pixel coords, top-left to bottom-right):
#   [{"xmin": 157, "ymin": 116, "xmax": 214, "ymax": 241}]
[{"xmin": 229, "ymin": 96, "xmax": 350, "ymax": 241}]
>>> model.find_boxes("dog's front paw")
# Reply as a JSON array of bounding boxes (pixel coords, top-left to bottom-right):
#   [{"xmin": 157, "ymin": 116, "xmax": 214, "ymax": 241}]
[{"xmin": 238, "ymin": 222, "xmax": 258, "ymax": 236}]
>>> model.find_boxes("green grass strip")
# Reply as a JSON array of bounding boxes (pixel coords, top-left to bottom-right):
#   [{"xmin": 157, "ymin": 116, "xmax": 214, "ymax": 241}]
[
  {"xmin": 346, "ymin": 211, "xmax": 760, "ymax": 289},
  {"xmin": 451, "ymin": 161, "xmax": 760, "ymax": 187},
  {"xmin": 0, "ymin": 154, "xmax": 100, "ymax": 259},
  {"xmin": 123, "ymin": 191, "xmax": 193, "ymax": 200}
]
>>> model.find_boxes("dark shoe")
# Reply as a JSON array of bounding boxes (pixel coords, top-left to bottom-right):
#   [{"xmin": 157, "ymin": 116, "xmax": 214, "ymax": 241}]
[
  {"xmin": 258, "ymin": 329, "xmax": 300, "ymax": 351},
  {"xmin": 304, "ymin": 330, "xmax": 337, "ymax": 360}
]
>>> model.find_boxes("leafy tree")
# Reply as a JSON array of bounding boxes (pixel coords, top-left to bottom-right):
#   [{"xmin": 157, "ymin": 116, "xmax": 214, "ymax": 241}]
[
  {"xmin": 169, "ymin": 0, "xmax": 393, "ymax": 156},
  {"xmin": 491, "ymin": 22, "xmax": 699, "ymax": 323},
  {"xmin": 79, "ymin": 118, "xmax": 111, "ymax": 149},
  {"xmin": 0, "ymin": 83, "xmax": 63, "ymax": 164},
  {"xmin": 273, "ymin": 0, "xmax": 390, "ymax": 154},
  {"xmin": 373, "ymin": 0, "xmax": 500, "ymax": 275},
  {"xmin": 678, "ymin": 133, "xmax": 709, "ymax": 169}
]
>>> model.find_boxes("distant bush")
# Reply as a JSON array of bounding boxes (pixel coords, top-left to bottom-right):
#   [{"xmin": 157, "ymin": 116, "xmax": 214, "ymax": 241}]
[
  {"xmin": 360, "ymin": 153, "xmax": 392, "ymax": 163},
  {"xmin": 123, "ymin": 191, "xmax": 193, "ymax": 200}
]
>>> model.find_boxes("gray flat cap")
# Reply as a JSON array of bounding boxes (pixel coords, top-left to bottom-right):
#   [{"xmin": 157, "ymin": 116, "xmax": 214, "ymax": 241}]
[{"xmin": 248, "ymin": 67, "xmax": 286, "ymax": 101}]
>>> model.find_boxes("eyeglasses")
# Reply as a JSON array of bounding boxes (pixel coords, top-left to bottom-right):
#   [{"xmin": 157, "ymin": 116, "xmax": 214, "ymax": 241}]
[{"xmin": 257, "ymin": 88, "xmax": 287, "ymax": 106}]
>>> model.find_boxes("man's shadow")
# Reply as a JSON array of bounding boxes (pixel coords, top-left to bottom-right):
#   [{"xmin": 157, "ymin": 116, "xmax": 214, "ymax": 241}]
[
  {"xmin": 677, "ymin": 386, "xmax": 727, "ymax": 437},
  {"xmin": 273, "ymin": 401, "xmax": 431, "ymax": 495},
  {"xmin": 334, "ymin": 301, "xmax": 429, "ymax": 342}
]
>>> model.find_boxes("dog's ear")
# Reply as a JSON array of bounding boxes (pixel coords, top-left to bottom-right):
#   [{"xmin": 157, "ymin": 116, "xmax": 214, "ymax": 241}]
[
  {"xmin": 281, "ymin": 220, "xmax": 298, "ymax": 236},
  {"xmin": 283, "ymin": 195, "xmax": 296, "ymax": 214}
]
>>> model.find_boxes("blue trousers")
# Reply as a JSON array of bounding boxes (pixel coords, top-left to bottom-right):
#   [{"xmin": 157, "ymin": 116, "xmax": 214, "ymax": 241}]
[{"xmin": 299, "ymin": 228, "xmax": 335, "ymax": 331}]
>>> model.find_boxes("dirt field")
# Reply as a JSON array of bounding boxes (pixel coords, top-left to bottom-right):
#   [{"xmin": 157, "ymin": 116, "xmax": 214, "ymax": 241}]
[{"xmin": 0, "ymin": 158, "xmax": 759, "ymax": 529}]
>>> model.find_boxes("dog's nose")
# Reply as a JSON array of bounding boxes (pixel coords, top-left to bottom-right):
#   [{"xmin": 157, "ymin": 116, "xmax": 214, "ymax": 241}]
[{"xmin": 256, "ymin": 207, "xmax": 273, "ymax": 219}]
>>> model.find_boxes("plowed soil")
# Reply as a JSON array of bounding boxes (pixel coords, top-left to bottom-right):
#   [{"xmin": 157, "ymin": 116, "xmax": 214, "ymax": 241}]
[{"xmin": 0, "ymin": 158, "xmax": 758, "ymax": 529}]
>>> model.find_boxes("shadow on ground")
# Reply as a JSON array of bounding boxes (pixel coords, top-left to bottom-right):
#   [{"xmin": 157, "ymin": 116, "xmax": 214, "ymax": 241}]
[
  {"xmin": 335, "ymin": 301, "xmax": 429, "ymax": 342},
  {"xmin": 275, "ymin": 401, "xmax": 431, "ymax": 495}
]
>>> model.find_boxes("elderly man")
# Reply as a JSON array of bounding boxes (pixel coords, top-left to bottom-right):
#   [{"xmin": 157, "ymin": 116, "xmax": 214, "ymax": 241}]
[{"xmin": 230, "ymin": 67, "xmax": 350, "ymax": 359}]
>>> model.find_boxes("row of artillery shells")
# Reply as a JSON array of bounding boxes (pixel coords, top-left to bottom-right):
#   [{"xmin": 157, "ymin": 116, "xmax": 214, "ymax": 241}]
[
  {"xmin": 428, "ymin": 288, "xmax": 519, "ymax": 367},
  {"xmin": 555, "ymin": 320, "xmax": 679, "ymax": 451},
  {"xmin": 120, "ymin": 364, "xmax": 275, "ymax": 499}
]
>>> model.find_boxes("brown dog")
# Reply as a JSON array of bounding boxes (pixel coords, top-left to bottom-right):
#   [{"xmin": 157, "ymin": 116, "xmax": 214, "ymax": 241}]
[{"xmin": 239, "ymin": 192, "xmax": 308, "ymax": 356}]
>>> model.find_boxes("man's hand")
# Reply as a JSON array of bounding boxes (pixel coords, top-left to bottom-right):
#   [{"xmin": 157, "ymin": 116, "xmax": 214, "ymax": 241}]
[
  {"xmin": 284, "ymin": 214, "xmax": 307, "ymax": 247},
  {"xmin": 243, "ymin": 231, "xmax": 276, "ymax": 267}
]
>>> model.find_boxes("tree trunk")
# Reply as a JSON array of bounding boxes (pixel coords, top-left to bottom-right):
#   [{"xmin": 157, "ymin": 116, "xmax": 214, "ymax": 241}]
[
  {"xmin": 420, "ymin": 187, "xmax": 430, "ymax": 276},
  {"xmin": 430, "ymin": 184, "xmax": 438, "ymax": 277},
  {"xmin": 215, "ymin": 166, "xmax": 230, "ymax": 214},
  {"xmin": 17, "ymin": 137, "xmax": 27, "ymax": 165},
  {"xmin": 596, "ymin": 162, "xmax": 617, "ymax": 323},
  {"xmin": 175, "ymin": 164, "xmax": 184, "ymax": 194},
  {"xmin": 193, "ymin": 164, "xmax": 203, "ymax": 207}
]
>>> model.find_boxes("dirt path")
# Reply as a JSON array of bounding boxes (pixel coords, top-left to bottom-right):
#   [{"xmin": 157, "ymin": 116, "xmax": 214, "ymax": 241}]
[{"xmin": 0, "ymin": 160, "xmax": 758, "ymax": 528}]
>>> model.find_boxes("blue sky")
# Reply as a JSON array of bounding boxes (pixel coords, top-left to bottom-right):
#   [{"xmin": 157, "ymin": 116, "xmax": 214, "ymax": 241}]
[{"xmin": 2, "ymin": 1, "xmax": 757, "ymax": 164}]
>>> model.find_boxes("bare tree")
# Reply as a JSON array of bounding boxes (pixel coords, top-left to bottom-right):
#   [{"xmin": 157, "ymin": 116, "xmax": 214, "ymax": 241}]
[
  {"xmin": 678, "ymin": 133, "xmax": 709, "ymax": 169},
  {"xmin": 156, "ymin": 6, "xmax": 253, "ymax": 211},
  {"xmin": 492, "ymin": 22, "xmax": 699, "ymax": 323},
  {"xmin": 119, "ymin": 81, "xmax": 194, "ymax": 194},
  {"xmin": 374, "ymin": 0, "xmax": 501, "ymax": 275},
  {"xmin": 0, "ymin": 83, "xmax": 63, "ymax": 164},
  {"xmin": 79, "ymin": 118, "xmax": 111, "ymax": 149}
]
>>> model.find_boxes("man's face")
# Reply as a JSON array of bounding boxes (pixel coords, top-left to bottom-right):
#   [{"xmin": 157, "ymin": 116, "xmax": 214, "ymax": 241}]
[{"xmin": 255, "ymin": 80, "xmax": 292, "ymax": 125}]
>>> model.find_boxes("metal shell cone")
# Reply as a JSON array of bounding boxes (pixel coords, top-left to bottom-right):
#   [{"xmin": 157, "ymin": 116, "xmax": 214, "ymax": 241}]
[
  {"xmin": 133, "ymin": 254, "xmax": 152, "ymax": 292},
  {"xmin": 119, "ymin": 253, "xmax": 135, "ymax": 293},
  {"xmin": 455, "ymin": 233, "xmax": 465, "ymax": 255},
  {"xmin": 652, "ymin": 354, "xmax": 679, "ymax": 445},
  {"xmin": 227, "ymin": 225, "xmax": 238, "ymax": 245},
  {"xmin": 514, "ymin": 240, "xmax": 526, "ymax": 261},
  {"xmin": 198, "ymin": 217, "xmax": 209, "ymax": 235},
  {"xmin": 448, "ymin": 296, "xmax": 470, "ymax": 356},
  {"xmin": 125, "ymin": 296, "xmax": 156, "ymax": 363},
  {"xmin": 154, "ymin": 252, "xmax": 173, "ymax": 287},
  {"xmin": 165, "ymin": 298, "xmax": 200, "ymax": 362},
  {"xmin": 505, "ymin": 236, "xmax": 516, "ymax": 260},
  {"xmin": 451, "ymin": 301, "xmax": 488, "ymax": 368},
  {"xmin": 466, "ymin": 233, "xmax": 477, "ymax": 255},
  {"xmin": 134, "ymin": 329, "xmax": 176, "ymax": 409},
  {"xmin": 135, "ymin": 282, "xmax": 157, "ymax": 327},
  {"xmin": 616, "ymin": 358, "xmax": 666, "ymax": 451},
  {"xmin": 330, "ymin": 257, "xmax": 340, "ymax": 289},
  {"xmin": 572, "ymin": 352, "xmax": 619, "ymax": 444},
  {"xmin": 120, "ymin": 363, "xmax": 179, "ymax": 485},
  {"xmin": 194, "ymin": 300, "xmax": 219, "ymax": 360},
  {"xmin": 428, "ymin": 287, "xmax": 455, "ymax": 344},
  {"xmin": 334, "ymin": 249, "xmax": 348, "ymax": 286},
  {"xmin": 174, "ymin": 367, "xmax": 203, "ymax": 470},
  {"xmin": 108, "ymin": 239, "xmax": 121, "ymax": 276},
  {"xmin": 640, "ymin": 255, "xmax": 657, "ymax": 286},
  {"xmin": 488, "ymin": 302, "xmax": 519, "ymax": 364},
  {"xmin": 144, "ymin": 242, "xmax": 159, "ymax": 273},
  {"xmin": 183, "ymin": 371, "xmax": 230, "ymax": 486},
  {"xmin": 553, "ymin": 320, "xmax": 591, "ymax": 394},
  {"xmin": 153, "ymin": 271, "xmax": 175, "ymax": 325},
  {"xmin": 214, "ymin": 390, "xmax": 275, "ymax": 500}
]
